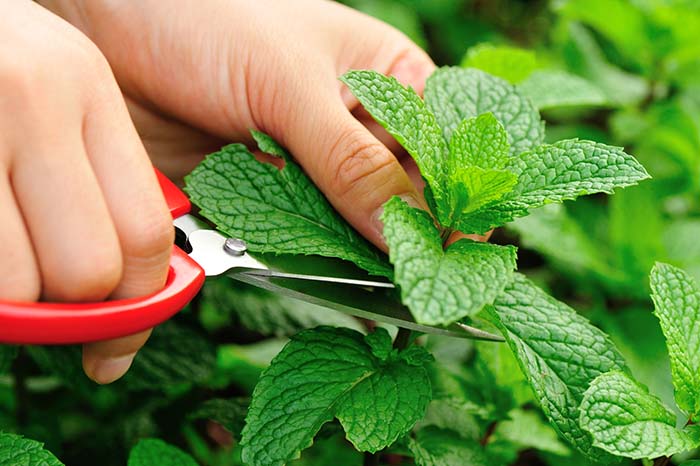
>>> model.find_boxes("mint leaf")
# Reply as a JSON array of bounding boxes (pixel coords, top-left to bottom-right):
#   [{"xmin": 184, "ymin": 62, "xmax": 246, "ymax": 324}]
[
  {"xmin": 124, "ymin": 321, "xmax": 216, "ymax": 391},
  {"xmin": 445, "ymin": 114, "xmax": 518, "ymax": 222},
  {"xmin": 650, "ymin": 263, "xmax": 700, "ymax": 417},
  {"xmin": 488, "ymin": 274, "xmax": 628, "ymax": 462},
  {"xmin": 505, "ymin": 139, "xmax": 650, "ymax": 207},
  {"xmin": 492, "ymin": 408, "xmax": 571, "ymax": 457},
  {"xmin": 240, "ymin": 327, "xmax": 432, "ymax": 465},
  {"xmin": 185, "ymin": 140, "xmax": 392, "ymax": 278},
  {"xmin": 450, "ymin": 167, "xmax": 518, "ymax": 217},
  {"xmin": 458, "ymin": 139, "xmax": 650, "ymax": 234},
  {"xmin": 128, "ymin": 439, "xmax": 198, "ymax": 466},
  {"xmin": 0, "ymin": 432, "xmax": 64, "ymax": 466},
  {"xmin": 518, "ymin": 70, "xmax": 608, "ymax": 110},
  {"xmin": 381, "ymin": 197, "xmax": 517, "ymax": 325},
  {"xmin": 409, "ymin": 426, "xmax": 489, "ymax": 466},
  {"xmin": 424, "ymin": 67, "xmax": 545, "ymax": 156},
  {"xmin": 448, "ymin": 113, "xmax": 511, "ymax": 170},
  {"xmin": 461, "ymin": 44, "xmax": 537, "ymax": 84},
  {"xmin": 340, "ymin": 70, "xmax": 449, "ymax": 215},
  {"xmin": 580, "ymin": 370, "xmax": 699, "ymax": 459},
  {"xmin": 250, "ymin": 129, "xmax": 289, "ymax": 158},
  {"xmin": 188, "ymin": 398, "xmax": 248, "ymax": 439}
]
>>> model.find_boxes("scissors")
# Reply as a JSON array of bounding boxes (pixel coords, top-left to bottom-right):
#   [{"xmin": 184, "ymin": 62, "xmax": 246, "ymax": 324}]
[{"xmin": 0, "ymin": 169, "xmax": 503, "ymax": 344}]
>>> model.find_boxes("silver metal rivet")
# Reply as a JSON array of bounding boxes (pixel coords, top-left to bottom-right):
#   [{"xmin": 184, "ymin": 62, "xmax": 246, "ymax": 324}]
[{"xmin": 223, "ymin": 238, "xmax": 247, "ymax": 256}]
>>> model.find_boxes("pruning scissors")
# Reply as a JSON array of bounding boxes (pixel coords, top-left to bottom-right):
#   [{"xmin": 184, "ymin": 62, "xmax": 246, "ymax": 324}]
[{"xmin": 0, "ymin": 169, "xmax": 503, "ymax": 344}]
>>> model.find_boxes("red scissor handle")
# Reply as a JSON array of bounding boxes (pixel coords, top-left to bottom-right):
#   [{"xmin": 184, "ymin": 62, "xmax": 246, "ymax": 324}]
[{"xmin": 0, "ymin": 169, "xmax": 205, "ymax": 344}]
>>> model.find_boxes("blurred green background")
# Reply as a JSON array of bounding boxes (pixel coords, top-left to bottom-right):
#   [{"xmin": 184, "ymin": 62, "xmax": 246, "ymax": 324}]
[{"xmin": 3, "ymin": 1, "xmax": 700, "ymax": 465}]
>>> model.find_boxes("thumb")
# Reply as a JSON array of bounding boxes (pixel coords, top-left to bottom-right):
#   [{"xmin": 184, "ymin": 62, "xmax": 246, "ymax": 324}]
[{"xmin": 283, "ymin": 92, "xmax": 422, "ymax": 251}]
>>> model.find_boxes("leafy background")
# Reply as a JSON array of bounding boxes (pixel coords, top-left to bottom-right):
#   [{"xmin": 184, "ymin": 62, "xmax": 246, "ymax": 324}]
[{"xmin": 2, "ymin": 0, "xmax": 700, "ymax": 464}]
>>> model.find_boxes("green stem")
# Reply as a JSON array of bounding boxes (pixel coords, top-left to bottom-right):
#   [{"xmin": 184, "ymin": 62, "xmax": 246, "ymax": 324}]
[
  {"xmin": 652, "ymin": 456, "xmax": 670, "ymax": 466},
  {"xmin": 393, "ymin": 328, "xmax": 412, "ymax": 350}
]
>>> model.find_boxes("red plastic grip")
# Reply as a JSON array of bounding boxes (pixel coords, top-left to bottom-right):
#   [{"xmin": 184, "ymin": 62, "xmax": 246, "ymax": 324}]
[
  {"xmin": 0, "ymin": 247, "xmax": 204, "ymax": 344},
  {"xmin": 0, "ymin": 168, "xmax": 205, "ymax": 344},
  {"xmin": 155, "ymin": 168, "xmax": 191, "ymax": 217}
]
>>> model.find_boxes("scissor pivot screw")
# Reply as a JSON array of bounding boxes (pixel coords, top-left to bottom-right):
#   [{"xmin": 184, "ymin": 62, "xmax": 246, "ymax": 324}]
[{"xmin": 223, "ymin": 238, "xmax": 247, "ymax": 256}]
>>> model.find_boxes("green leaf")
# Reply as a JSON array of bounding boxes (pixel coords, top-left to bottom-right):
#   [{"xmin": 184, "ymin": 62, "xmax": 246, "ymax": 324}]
[
  {"xmin": 0, "ymin": 432, "xmax": 64, "ymax": 466},
  {"xmin": 492, "ymin": 409, "xmax": 571, "ymax": 457},
  {"xmin": 424, "ymin": 67, "xmax": 545, "ymax": 156},
  {"xmin": 124, "ymin": 321, "xmax": 216, "ymax": 391},
  {"xmin": 188, "ymin": 398, "xmax": 248, "ymax": 439},
  {"xmin": 0, "ymin": 345, "xmax": 17, "ymax": 374},
  {"xmin": 444, "ymin": 113, "xmax": 518, "ymax": 222},
  {"xmin": 487, "ymin": 274, "xmax": 628, "ymax": 462},
  {"xmin": 200, "ymin": 276, "xmax": 364, "ymax": 336},
  {"xmin": 128, "ymin": 438, "xmax": 198, "ymax": 466},
  {"xmin": 409, "ymin": 426, "xmax": 489, "ymax": 466},
  {"xmin": 461, "ymin": 43, "xmax": 537, "ymax": 84},
  {"xmin": 450, "ymin": 167, "xmax": 518, "ymax": 217},
  {"xmin": 580, "ymin": 371, "xmax": 699, "ymax": 459},
  {"xmin": 381, "ymin": 197, "xmax": 517, "ymax": 325},
  {"xmin": 240, "ymin": 327, "xmax": 432, "ymax": 465},
  {"xmin": 339, "ymin": 70, "xmax": 449, "ymax": 215},
  {"xmin": 461, "ymin": 139, "xmax": 650, "ymax": 234},
  {"xmin": 185, "ymin": 140, "xmax": 391, "ymax": 278},
  {"xmin": 518, "ymin": 70, "xmax": 608, "ymax": 110},
  {"xmin": 650, "ymin": 263, "xmax": 700, "ymax": 417},
  {"xmin": 448, "ymin": 113, "xmax": 511, "ymax": 170},
  {"xmin": 251, "ymin": 129, "xmax": 290, "ymax": 159},
  {"xmin": 504, "ymin": 139, "xmax": 650, "ymax": 208}
]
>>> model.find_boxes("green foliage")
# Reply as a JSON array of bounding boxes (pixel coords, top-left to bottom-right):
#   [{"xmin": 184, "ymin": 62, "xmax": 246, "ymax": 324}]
[
  {"xmin": 579, "ymin": 371, "xmax": 699, "ymax": 459},
  {"xmin": 382, "ymin": 196, "xmax": 517, "ymax": 323},
  {"xmin": 0, "ymin": 345, "xmax": 17, "ymax": 374},
  {"xmin": 184, "ymin": 138, "xmax": 391, "ymax": 279},
  {"xmin": 240, "ymin": 327, "xmax": 432, "ymax": 465},
  {"xmin": 460, "ymin": 43, "xmax": 537, "ymax": 83},
  {"xmin": 11, "ymin": 2, "xmax": 700, "ymax": 465},
  {"xmin": 650, "ymin": 263, "xmax": 700, "ymax": 418},
  {"xmin": 487, "ymin": 274, "xmax": 628, "ymax": 462},
  {"xmin": 409, "ymin": 426, "xmax": 489, "ymax": 466},
  {"xmin": 0, "ymin": 432, "xmax": 64, "ymax": 466},
  {"xmin": 127, "ymin": 439, "xmax": 198, "ymax": 466}
]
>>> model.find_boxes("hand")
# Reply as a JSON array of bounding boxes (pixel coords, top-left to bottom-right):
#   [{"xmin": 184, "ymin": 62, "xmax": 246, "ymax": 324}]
[
  {"xmin": 39, "ymin": 0, "xmax": 453, "ymax": 251},
  {"xmin": 1, "ymin": 1, "xmax": 173, "ymax": 383}
]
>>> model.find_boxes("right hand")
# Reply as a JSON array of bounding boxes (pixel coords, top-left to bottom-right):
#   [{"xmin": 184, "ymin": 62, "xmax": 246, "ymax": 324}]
[{"xmin": 0, "ymin": 1, "xmax": 173, "ymax": 384}]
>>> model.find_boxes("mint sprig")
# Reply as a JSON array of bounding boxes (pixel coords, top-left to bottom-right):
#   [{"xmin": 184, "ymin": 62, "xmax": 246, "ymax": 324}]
[{"xmin": 240, "ymin": 327, "xmax": 433, "ymax": 465}]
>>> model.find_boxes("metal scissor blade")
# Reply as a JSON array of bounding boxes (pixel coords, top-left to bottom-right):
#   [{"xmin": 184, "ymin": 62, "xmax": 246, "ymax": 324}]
[
  {"xmin": 242, "ymin": 269, "xmax": 395, "ymax": 288},
  {"xmin": 229, "ymin": 271, "xmax": 504, "ymax": 342}
]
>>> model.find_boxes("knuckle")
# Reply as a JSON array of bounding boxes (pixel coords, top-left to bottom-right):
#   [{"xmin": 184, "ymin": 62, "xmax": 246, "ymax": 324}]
[
  {"xmin": 123, "ymin": 210, "xmax": 174, "ymax": 262},
  {"xmin": 44, "ymin": 247, "xmax": 123, "ymax": 303},
  {"xmin": 328, "ymin": 128, "xmax": 399, "ymax": 201}
]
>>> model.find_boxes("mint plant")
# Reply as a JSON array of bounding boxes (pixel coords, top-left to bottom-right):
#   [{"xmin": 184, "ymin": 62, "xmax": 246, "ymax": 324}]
[
  {"xmin": 578, "ymin": 263, "xmax": 700, "ymax": 461},
  {"xmin": 182, "ymin": 66, "xmax": 652, "ymax": 464},
  {"xmin": 6, "ymin": 3, "xmax": 700, "ymax": 463}
]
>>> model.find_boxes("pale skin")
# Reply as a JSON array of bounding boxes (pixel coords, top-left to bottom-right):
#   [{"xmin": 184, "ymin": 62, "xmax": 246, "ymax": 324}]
[{"xmin": 3, "ymin": 0, "xmax": 483, "ymax": 384}]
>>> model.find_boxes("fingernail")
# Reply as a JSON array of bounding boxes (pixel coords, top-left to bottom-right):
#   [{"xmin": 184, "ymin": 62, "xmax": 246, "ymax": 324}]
[
  {"xmin": 398, "ymin": 193, "xmax": 423, "ymax": 209},
  {"xmin": 90, "ymin": 353, "xmax": 136, "ymax": 384}
]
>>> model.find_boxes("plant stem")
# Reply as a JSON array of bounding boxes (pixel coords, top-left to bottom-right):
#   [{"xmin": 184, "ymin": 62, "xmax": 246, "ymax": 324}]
[
  {"xmin": 653, "ymin": 456, "xmax": 670, "ymax": 466},
  {"xmin": 480, "ymin": 420, "xmax": 498, "ymax": 446},
  {"xmin": 363, "ymin": 451, "xmax": 379, "ymax": 466},
  {"xmin": 393, "ymin": 328, "xmax": 412, "ymax": 350},
  {"xmin": 13, "ymin": 348, "xmax": 29, "ymax": 427}
]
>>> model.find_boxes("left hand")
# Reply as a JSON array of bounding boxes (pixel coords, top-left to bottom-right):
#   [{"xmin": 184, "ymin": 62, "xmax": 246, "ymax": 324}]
[{"xmin": 38, "ymin": 0, "xmax": 439, "ymax": 249}]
